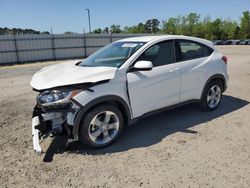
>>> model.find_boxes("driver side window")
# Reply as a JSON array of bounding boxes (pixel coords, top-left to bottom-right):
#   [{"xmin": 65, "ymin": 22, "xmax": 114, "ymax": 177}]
[{"xmin": 137, "ymin": 40, "xmax": 175, "ymax": 67}]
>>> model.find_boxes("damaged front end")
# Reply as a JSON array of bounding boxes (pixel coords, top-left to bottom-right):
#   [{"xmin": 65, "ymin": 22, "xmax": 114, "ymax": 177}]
[{"xmin": 32, "ymin": 89, "xmax": 82, "ymax": 155}]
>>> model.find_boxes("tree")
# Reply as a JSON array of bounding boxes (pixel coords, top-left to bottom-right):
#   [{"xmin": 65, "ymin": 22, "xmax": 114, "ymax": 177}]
[
  {"xmin": 186, "ymin": 13, "xmax": 201, "ymax": 36},
  {"xmin": 124, "ymin": 25, "xmax": 138, "ymax": 33},
  {"xmin": 137, "ymin": 23, "xmax": 147, "ymax": 33},
  {"xmin": 0, "ymin": 27, "xmax": 49, "ymax": 35},
  {"xmin": 240, "ymin": 11, "xmax": 250, "ymax": 39},
  {"xmin": 110, "ymin": 25, "xmax": 121, "ymax": 33},
  {"xmin": 145, "ymin": 19, "xmax": 160, "ymax": 33},
  {"xmin": 211, "ymin": 18, "xmax": 223, "ymax": 40},
  {"xmin": 220, "ymin": 19, "xmax": 238, "ymax": 40},
  {"xmin": 103, "ymin": 27, "xmax": 109, "ymax": 33},
  {"xmin": 201, "ymin": 16, "xmax": 213, "ymax": 40},
  {"xmin": 93, "ymin": 28, "xmax": 102, "ymax": 34},
  {"xmin": 64, "ymin": 31, "xmax": 74, "ymax": 34},
  {"xmin": 234, "ymin": 26, "xmax": 241, "ymax": 39},
  {"xmin": 162, "ymin": 17, "xmax": 180, "ymax": 34},
  {"xmin": 124, "ymin": 23, "xmax": 147, "ymax": 33}
]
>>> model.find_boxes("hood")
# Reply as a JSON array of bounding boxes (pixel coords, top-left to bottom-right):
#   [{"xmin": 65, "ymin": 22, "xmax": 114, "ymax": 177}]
[{"xmin": 30, "ymin": 61, "xmax": 117, "ymax": 91}]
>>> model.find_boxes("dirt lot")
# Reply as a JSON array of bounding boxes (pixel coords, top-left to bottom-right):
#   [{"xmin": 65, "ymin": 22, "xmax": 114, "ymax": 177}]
[{"xmin": 0, "ymin": 46, "xmax": 250, "ymax": 187}]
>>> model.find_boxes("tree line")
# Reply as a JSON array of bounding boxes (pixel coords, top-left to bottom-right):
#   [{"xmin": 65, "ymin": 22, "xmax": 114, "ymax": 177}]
[
  {"xmin": 93, "ymin": 11, "xmax": 250, "ymax": 40},
  {"xmin": 0, "ymin": 27, "xmax": 50, "ymax": 35},
  {"xmin": 1, "ymin": 11, "xmax": 249, "ymax": 40}
]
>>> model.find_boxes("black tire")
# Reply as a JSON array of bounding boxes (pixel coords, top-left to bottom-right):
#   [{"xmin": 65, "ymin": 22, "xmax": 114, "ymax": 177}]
[
  {"xmin": 79, "ymin": 104, "xmax": 124, "ymax": 148},
  {"xmin": 200, "ymin": 80, "xmax": 223, "ymax": 111}
]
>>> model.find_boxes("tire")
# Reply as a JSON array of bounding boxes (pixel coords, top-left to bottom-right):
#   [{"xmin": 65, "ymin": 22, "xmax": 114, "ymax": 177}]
[
  {"xmin": 200, "ymin": 80, "xmax": 223, "ymax": 111},
  {"xmin": 79, "ymin": 104, "xmax": 124, "ymax": 148}
]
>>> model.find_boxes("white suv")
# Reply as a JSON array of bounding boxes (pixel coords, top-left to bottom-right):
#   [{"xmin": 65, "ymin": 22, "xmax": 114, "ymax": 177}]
[{"xmin": 31, "ymin": 35, "xmax": 228, "ymax": 154}]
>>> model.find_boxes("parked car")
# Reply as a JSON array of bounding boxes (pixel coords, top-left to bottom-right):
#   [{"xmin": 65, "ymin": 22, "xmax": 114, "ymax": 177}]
[
  {"xmin": 224, "ymin": 40, "xmax": 233, "ymax": 45},
  {"xmin": 31, "ymin": 35, "xmax": 229, "ymax": 154},
  {"xmin": 231, "ymin": 40, "xmax": 242, "ymax": 45},
  {"xmin": 239, "ymin": 40, "xmax": 248, "ymax": 45},
  {"xmin": 246, "ymin": 39, "xmax": 250, "ymax": 45},
  {"xmin": 213, "ymin": 40, "xmax": 223, "ymax": 45}
]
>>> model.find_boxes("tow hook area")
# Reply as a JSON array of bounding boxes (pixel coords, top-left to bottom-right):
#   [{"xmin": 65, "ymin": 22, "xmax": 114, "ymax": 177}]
[{"xmin": 32, "ymin": 104, "xmax": 80, "ymax": 155}]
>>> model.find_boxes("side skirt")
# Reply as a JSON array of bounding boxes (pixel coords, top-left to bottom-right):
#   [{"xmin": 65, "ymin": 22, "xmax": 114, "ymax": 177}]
[{"xmin": 129, "ymin": 99, "xmax": 201, "ymax": 125}]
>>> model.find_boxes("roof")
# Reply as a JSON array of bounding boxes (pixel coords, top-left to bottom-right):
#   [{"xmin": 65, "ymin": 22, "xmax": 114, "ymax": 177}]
[{"xmin": 118, "ymin": 35, "xmax": 214, "ymax": 48}]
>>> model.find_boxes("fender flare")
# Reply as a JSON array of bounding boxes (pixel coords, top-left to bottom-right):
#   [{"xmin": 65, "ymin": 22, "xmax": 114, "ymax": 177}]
[
  {"xmin": 201, "ymin": 74, "xmax": 226, "ymax": 99},
  {"xmin": 72, "ymin": 95, "xmax": 132, "ymax": 140}
]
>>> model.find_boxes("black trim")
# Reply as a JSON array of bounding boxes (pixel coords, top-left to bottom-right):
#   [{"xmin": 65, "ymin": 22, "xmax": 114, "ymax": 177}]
[
  {"xmin": 32, "ymin": 80, "xmax": 109, "ymax": 92},
  {"xmin": 127, "ymin": 66, "xmax": 152, "ymax": 72},
  {"xmin": 71, "ymin": 98, "xmax": 84, "ymax": 108},
  {"xmin": 72, "ymin": 95, "xmax": 131, "ymax": 139},
  {"xmin": 201, "ymin": 74, "xmax": 227, "ymax": 99},
  {"xmin": 125, "ymin": 79, "xmax": 131, "ymax": 106}
]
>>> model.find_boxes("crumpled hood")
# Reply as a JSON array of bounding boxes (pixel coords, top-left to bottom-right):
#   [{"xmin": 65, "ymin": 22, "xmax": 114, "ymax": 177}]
[{"xmin": 30, "ymin": 61, "xmax": 117, "ymax": 90}]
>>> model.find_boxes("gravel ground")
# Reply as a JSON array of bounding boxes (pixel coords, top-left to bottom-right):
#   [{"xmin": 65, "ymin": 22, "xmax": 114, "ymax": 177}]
[{"xmin": 0, "ymin": 47, "xmax": 250, "ymax": 187}]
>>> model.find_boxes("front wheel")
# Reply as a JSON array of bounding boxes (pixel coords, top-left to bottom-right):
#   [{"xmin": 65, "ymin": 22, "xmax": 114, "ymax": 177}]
[
  {"xmin": 79, "ymin": 104, "xmax": 124, "ymax": 148},
  {"xmin": 200, "ymin": 81, "xmax": 223, "ymax": 111}
]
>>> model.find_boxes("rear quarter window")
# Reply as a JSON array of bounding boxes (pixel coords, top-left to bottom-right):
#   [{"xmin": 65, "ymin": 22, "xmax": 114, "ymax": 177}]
[{"xmin": 177, "ymin": 40, "xmax": 214, "ymax": 61}]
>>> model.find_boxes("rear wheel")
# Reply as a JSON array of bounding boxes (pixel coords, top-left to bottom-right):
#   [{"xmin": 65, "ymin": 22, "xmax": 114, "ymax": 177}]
[
  {"xmin": 200, "ymin": 80, "xmax": 223, "ymax": 111},
  {"xmin": 79, "ymin": 104, "xmax": 124, "ymax": 148}
]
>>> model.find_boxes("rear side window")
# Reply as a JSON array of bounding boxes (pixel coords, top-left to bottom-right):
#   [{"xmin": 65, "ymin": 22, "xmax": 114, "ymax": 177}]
[
  {"xmin": 177, "ymin": 40, "xmax": 213, "ymax": 61},
  {"xmin": 137, "ymin": 40, "xmax": 175, "ymax": 67}
]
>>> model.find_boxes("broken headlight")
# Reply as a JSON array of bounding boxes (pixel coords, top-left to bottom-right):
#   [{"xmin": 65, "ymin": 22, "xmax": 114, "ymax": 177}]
[{"xmin": 37, "ymin": 89, "xmax": 81, "ymax": 107}]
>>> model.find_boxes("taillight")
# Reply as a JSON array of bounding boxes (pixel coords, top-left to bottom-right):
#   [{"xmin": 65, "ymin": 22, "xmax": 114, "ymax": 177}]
[{"xmin": 222, "ymin": 56, "xmax": 227, "ymax": 64}]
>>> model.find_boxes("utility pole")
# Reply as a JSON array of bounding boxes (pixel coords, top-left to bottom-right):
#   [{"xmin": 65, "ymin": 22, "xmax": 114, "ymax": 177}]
[{"xmin": 85, "ymin": 9, "xmax": 91, "ymax": 33}]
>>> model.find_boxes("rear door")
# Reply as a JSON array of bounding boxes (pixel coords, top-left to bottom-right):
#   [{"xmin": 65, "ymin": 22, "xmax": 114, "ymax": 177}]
[
  {"xmin": 127, "ymin": 40, "xmax": 181, "ymax": 118},
  {"xmin": 175, "ymin": 40, "xmax": 214, "ymax": 101}
]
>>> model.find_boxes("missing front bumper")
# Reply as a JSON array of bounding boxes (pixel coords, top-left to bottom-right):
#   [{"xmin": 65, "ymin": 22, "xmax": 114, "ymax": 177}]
[
  {"xmin": 31, "ymin": 103, "xmax": 80, "ymax": 155},
  {"xmin": 32, "ymin": 116, "xmax": 42, "ymax": 155}
]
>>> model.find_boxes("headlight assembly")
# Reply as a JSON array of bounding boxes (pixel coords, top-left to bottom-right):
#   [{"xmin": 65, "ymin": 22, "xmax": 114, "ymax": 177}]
[{"xmin": 37, "ymin": 89, "xmax": 82, "ymax": 107}]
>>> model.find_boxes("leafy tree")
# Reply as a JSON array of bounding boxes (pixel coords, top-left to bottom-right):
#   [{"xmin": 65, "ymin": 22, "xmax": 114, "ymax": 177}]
[
  {"xmin": 103, "ymin": 27, "xmax": 109, "ymax": 33},
  {"xmin": 220, "ymin": 19, "xmax": 238, "ymax": 40},
  {"xmin": 145, "ymin": 19, "xmax": 160, "ymax": 33},
  {"xmin": 186, "ymin": 13, "xmax": 201, "ymax": 36},
  {"xmin": 234, "ymin": 26, "xmax": 241, "ymax": 39},
  {"xmin": 137, "ymin": 23, "xmax": 147, "ymax": 33},
  {"xmin": 240, "ymin": 11, "xmax": 250, "ymax": 39},
  {"xmin": 124, "ymin": 23, "xmax": 147, "ymax": 33},
  {"xmin": 211, "ymin": 18, "xmax": 223, "ymax": 40},
  {"xmin": 93, "ymin": 28, "xmax": 102, "ymax": 34},
  {"xmin": 0, "ymin": 27, "xmax": 49, "ymax": 35},
  {"xmin": 64, "ymin": 31, "xmax": 74, "ymax": 34},
  {"xmin": 201, "ymin": 16, "xmax": 213, "ymax": 40},
  {"xmin": 124, "ymin": 25, "xmax": 138, "ymax": 33},
  {"xmin": 110, "ymin": 25, "xmax": 121, "ymax": 33},
  {"xmin": 162, "ymin": 17, "xmax": 180, "ymax": 34}
]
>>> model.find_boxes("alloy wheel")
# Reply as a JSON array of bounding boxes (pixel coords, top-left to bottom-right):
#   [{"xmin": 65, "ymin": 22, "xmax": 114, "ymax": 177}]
[
  {"xmin": 207, "ymin": 85, "xmax": 221, "ymax": 108},
  {"xmin": 88, "ymin": 111, "xmax": 120, "ymax": 145}
]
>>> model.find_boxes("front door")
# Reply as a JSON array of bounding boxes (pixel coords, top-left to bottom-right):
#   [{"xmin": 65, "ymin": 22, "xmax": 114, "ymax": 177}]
[{"xmin": 127, "ymin": 40, "xmax": 181, "ymax": 118}]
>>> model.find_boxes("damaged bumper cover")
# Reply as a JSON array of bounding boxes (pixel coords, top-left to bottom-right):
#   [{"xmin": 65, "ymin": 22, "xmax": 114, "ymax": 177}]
[{"xmin": 32, "ymin": 101, "xmax": 81, "ymax": 155}]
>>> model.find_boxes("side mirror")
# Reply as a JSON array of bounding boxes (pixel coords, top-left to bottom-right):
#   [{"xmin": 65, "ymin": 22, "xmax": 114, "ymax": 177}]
[{"xmin": 129, "ymin": 60, "xmax": 153, "ymax": 72}]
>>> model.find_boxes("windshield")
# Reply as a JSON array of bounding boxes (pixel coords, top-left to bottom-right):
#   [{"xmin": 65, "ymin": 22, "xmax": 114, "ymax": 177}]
[{"xmin": 79, "ymin": 41, "xmax": 145, "ymax": 67}]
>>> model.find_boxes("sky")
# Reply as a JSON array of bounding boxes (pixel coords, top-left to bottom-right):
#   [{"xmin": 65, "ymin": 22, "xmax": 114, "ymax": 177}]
[{"xmin": 0, "ymin": 0, "xmax": 249, "ymax": 34}]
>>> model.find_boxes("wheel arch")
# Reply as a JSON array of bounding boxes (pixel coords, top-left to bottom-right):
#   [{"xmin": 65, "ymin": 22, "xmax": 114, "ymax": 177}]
[
  {"xmin": 72, "ymin": 95, "xmax": 131, "ymax": 140},
  {"xmin": 201, "ymin": 74, "xmax": 226, "ymax": 99}
]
